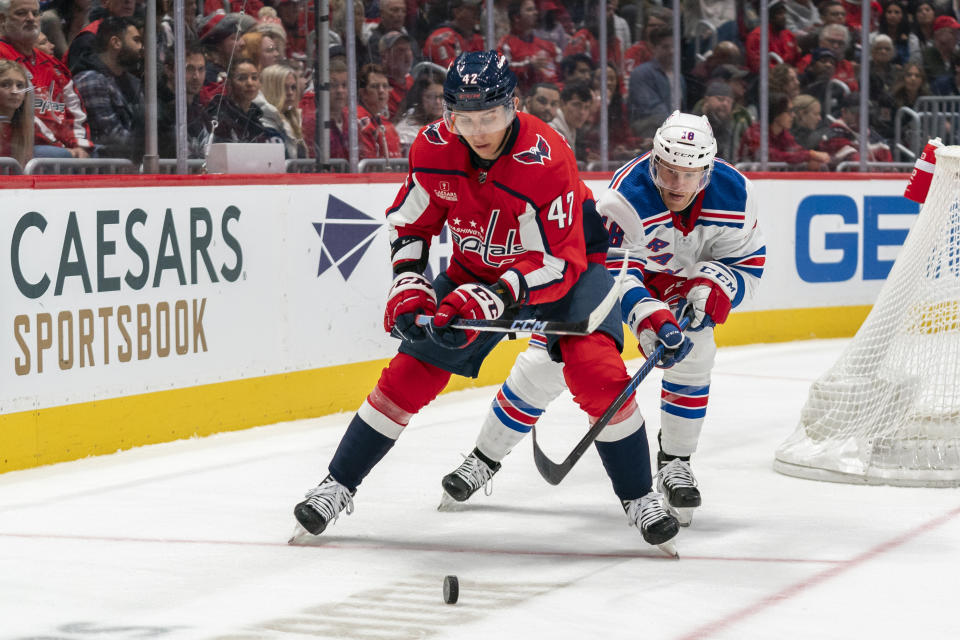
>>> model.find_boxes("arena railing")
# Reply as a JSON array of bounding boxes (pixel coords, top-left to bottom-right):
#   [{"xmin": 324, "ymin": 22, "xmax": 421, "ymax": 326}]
[
  {"xmin": 23, "ymin": 158, "xmax": 137, "ymax": 175},
  {"xmin": 0, "ymin": 157, "xmax": 23, "ymax": 175}
]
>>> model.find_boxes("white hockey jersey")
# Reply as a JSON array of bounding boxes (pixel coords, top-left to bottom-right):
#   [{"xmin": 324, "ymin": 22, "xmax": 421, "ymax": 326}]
[{"xmin": 597, "ymin": 153, "xmax": 766, "ymax": 313}]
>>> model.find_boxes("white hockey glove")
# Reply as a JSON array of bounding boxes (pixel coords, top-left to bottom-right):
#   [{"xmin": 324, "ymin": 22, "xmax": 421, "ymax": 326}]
[
  {"xmin": 626, "ymin": 299, "xmax": 692, "ymax": 369},
  {"xmin": 679, "ymin": 262, "xmax": 738, "ymax": 332}
]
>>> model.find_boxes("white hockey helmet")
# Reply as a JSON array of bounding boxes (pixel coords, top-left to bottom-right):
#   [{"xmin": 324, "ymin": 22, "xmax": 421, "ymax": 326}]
[{"xmin": 649, "ymin": 111, "xmax": 717, "ymax": 193}]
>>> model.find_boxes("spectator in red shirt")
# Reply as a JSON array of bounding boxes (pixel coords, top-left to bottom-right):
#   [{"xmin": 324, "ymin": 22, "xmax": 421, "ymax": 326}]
[
  {"xmin": 423, "ymin": 0, "xmax": 483, "ymax": 68},
  {"xmin": 276, "ymin": 0, "xmax": 307, "ymax": 57},
  {"xmin": 745, "ymin": 0, "xmax": 799, "ymax": 73},
  {"xmin": 498, "ymin": 0, "xmax": 561, "ymax": 93},
  {"xmin": 356, "ymin": 63, "xmax": 402, "ymax": 159},
  {"xmin": 379, "ymin": 30, "xmax": 414, "ymax": 120},
  {"xmin": 739, "ymin": 92, "xmax": 830, "ymax": 169},
  {"xmin": 0, "ymin": 0, "xmax": 94, "ymax": 157}
]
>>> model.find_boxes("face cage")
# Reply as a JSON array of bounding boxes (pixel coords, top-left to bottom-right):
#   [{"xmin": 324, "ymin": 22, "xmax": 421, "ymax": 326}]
[
  {"xmin": 649, "ymin": 155, "xmax": 712, "ymax": 194},
  {"xmin": 443, "ymin": 102, "xmax": 517, "ymax": 137}
]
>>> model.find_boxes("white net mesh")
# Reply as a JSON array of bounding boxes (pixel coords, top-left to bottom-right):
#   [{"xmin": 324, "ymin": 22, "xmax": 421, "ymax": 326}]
[{"xmin": 774, "ymin": 146, "xmax": 960, "ymax": 487}]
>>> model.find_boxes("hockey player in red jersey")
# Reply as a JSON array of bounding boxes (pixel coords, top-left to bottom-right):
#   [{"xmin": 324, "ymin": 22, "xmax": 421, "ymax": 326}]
[
  {"xmin": 438, "ymin": 112, "xmax": 766, "ymax": 527},
  {"xmin": 291, "ymin": 51, "xmax": 684, "ymax": 550}
]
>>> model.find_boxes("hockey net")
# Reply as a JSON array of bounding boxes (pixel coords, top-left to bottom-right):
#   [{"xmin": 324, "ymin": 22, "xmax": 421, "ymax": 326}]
[{"xmin": 774, "ymin": 146, "xmax": 960, "ymax": 487}]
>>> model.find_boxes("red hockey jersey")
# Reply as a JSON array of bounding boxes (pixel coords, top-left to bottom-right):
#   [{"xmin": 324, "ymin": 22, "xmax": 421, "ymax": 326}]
[
  {"xmin": 0, "ymin": 39, "xmax": 93, "ymax": 150},
  {"xmin": 386, "ymin": 112, "xmax": 591, "ymax": 305}
]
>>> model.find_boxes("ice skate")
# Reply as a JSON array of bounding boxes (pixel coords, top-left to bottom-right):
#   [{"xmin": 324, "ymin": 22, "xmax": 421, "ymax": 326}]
[
  {"xmin": 656, "ymin": 452, "xmax": 701, "ymax": 527},
  {"xmin": 289, "ymin": 474, "xmax": 355, "ymax": 542},
  {"xmin": 623, "ymin": 491, "xmax": 680, "ymax": 557},
  {"xmin": 438, "ymin": 448, "xmax": 501, "ymax": 510}
]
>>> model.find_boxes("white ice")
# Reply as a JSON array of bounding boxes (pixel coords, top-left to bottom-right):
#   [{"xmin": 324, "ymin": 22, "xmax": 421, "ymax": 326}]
[{"xmin": 2, "ymin": 339, "xmax": 959, "ymax": 640}]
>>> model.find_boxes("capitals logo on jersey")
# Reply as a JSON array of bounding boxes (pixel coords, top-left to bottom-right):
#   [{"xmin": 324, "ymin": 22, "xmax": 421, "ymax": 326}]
[
  {"xmin": 422, "ymin": 122, "xmax": 447, "ymax": 145},
  {"xmin": 513, "ymin": 134, "xmax": 551, "ymax": 165}
]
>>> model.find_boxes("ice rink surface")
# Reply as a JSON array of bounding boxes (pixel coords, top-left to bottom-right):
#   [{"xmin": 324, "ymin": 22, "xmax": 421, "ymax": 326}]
[{"xmin": 2, "ymin": 338, "xmax": 960, "ymax": 640}]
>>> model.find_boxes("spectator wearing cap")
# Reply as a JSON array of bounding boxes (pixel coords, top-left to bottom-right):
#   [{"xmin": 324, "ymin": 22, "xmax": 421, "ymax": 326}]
[
  {"xmin": 0, "ymin": 0, "xmax": 95, "ymax": 158},
  {"xmin": 64, "ymin": 0, "xmax": 134, "ymax": 75},
  {"xmin": 922, "ymin": 15, "xmax": 960, "ymax": 85},
  {"xmin": 206, "ymin": 57, "xmax": 285, "ymax": 145},
  {"xmin": 522, "ymin": 81, "xmax": 561, "ymax": 123},
  {"xmin": 798, "ymin": 47, "xmax": 836, "ymax": 96},
  {"xmin": 198, "ymin": 12, "xmax": 256, "ymax": 104},
  {"xmin": 73, "ymin": 16, "xmax": 143, "ymax": 161},
  {"xmin": 549, "ymin": 80, "xmax": 591, "ymax": 158},
  {"xmin": 379, "ymin": 31, "xmax": 414, "ymax": 120},
  {"xmin": 498, "ymin": 0, "xmax": 561, "ymax": 94},
  {"xmin": 739, "ymin": 92, "xmax": 831, "ymax": 170},
  {"xmin": 797, "ymin": 24, "xmax": 858, "ymax": 91},
  {"xmin": 423, "ymin": 0, "xmax": 483, "ymax": 69},
  {"xmin": 356, "ymin": 63, "xmax": 403, "ymax": 159},
  {"xmin": 628, "ymin": 26, "xmax": 683, "ymax": 139},
  {"xmin": 818, "ymin": 91, "xmax": 892, "ymax": 167},
  {"xmin": 746, "ymin": 0, "xmax": 799, "ymax": 74},
  {"xmin": 367, "ymin": 0, "xmax": 412, "ymax": 64},
  {"xmin": 693, "ymin": 80, "xmax": 736, "ymax": 159},
  {"xmin": 158, "ymin": 40, "xmax": 212, "ymax": 159}
]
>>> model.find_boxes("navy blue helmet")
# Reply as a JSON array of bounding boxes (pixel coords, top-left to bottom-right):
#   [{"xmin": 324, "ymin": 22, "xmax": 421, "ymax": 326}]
[{"xmin": 443, "ymin": 50, "xmax": 518, "ymax": 111}]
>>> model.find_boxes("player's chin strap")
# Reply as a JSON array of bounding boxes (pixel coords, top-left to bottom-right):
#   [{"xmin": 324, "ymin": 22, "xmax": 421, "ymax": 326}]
[
  {"xmin": 414, "ymin": 252, "xmax": 631, "ymax": 336},
  {"xmin": 531, "ymin": 313, "xmax": 691, "ymax": 485}
]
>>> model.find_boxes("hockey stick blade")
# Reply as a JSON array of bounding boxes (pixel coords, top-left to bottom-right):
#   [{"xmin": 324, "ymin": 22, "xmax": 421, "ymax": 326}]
[
  {"xmin": 532, "ymin": 316, "xmax": 690, "ymax": 485},
  {"xmin": 414, "ymin": 252, "xmax": 631, "ymax": 336}
]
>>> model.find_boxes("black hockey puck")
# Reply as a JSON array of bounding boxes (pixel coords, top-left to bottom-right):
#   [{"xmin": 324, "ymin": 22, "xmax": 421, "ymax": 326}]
[{"xmin": 442, "ymin": 575, "xmax": 459, "ymax": 604}]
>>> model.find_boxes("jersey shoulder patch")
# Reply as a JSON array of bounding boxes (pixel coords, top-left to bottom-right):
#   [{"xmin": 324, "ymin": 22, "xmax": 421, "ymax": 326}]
[
  {"xmin": 420, "ymin": 121, "xmax": 449, "ymax": 145},
  {"xmin": 513, "ymin": 133, "xmax": 552, "ymax": 165}
]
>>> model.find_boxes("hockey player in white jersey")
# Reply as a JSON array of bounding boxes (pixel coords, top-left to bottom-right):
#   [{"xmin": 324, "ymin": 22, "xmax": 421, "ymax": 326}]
[{"xmin": 440, "ymin": 111, "xmax": 766, "ymax": 525}]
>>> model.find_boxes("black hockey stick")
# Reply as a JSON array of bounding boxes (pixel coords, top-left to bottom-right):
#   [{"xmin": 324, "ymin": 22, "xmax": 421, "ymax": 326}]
[
  {"xmin": 531, "ymin": 316, "xmax": 691, "ymax": 485},
  {"xmin": 414, "ymin": 254, "xmax": 631, "ymax": 336}
]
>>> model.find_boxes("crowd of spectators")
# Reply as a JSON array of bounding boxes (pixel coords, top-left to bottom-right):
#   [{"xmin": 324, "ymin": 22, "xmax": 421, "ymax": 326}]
[{"xmin": 3, "ymin": 0, "xmax": 960, "ymax": 170}]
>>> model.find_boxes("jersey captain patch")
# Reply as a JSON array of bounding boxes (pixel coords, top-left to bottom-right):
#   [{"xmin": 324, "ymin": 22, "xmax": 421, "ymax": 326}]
[{"xmin": 513, "ymin": 134, "xmax": 551, "ymax": 165}]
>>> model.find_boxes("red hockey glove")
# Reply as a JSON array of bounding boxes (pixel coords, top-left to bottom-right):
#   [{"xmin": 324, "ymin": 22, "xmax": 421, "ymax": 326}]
[
  {"xmin": 384, "ymin": 272, "xmax": 436, "ymax": 341},
  {"xmin": 679, "ymin": 262, "xmax": 737, "ymax": 331},
  {"xmin": 680, "ymin": 278, "xmax": 732, "ymax": 331},
  {"xmin": 429, "ymin": 281, "xmax": 513, "ymax": 348}
]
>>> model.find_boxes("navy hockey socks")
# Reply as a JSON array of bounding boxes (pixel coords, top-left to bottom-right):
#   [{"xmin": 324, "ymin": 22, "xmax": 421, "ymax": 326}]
[
  {"xmin": 594, "ymin": 423, "xmax": 653, "ymax": 501},
  {"xmin": 329, "ymin": 414, "xmax": 397, "ymax": 492}
]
